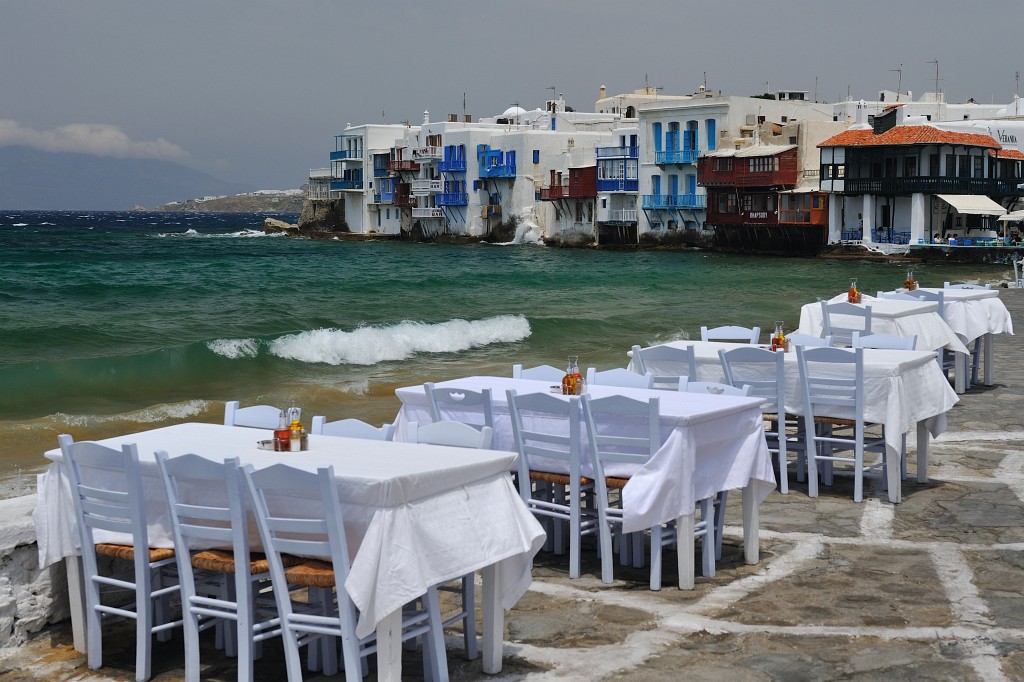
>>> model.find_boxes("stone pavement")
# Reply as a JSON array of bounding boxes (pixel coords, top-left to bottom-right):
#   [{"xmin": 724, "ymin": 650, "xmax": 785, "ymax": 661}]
[{"xmin": 3, "ymin": 290, "xmax": 1022, "ymax": 681}]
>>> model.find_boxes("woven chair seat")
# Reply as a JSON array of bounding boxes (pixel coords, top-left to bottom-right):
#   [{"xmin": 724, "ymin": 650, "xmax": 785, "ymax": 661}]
[
  {"xmin": 190, "ymin": 549, "xmax": 303, "ymax": 575},
  {"xmin": 812, "ymin": 415, "xmax": 858, "ymax": 427},
  {"xmin": 285, "ymin": 559, "xmax": 336, "ymax": 588},
  {"xmin": 604, "ymin": 476, "xmax": 630, "ymax": 489},
  {"xmin": 95, "ymin": 543, "xmax": 175, "ymax": 563}
]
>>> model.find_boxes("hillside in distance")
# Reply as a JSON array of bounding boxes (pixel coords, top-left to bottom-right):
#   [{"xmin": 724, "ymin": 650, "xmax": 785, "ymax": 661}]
[{"xmin": 0, "ymin": 145, "xmax": 253, "ymax": 210}]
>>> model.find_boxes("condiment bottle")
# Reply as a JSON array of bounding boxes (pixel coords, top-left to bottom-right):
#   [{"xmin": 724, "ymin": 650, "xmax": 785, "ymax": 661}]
[
  {"xmin": 562, "ymin": 358, "xmax": 575, "ymax": 395},
  {"xmin": 570, "ymin": 356, "xmax": 582, "ymax": 395},
  {"xmin": 904, "ymin": 269, "xmax": 917, "ymax": 291},
  {"xmin": 848, "ymin": 278, "xmax": 859, "ymax": 304},
  {"xmin": 273, "ymin": 409, "xmax": 290, "ymax": 452},
  {"xmin": 771, "ymin": 322, "xmax": 785, "ymax": 352},
  {"xmin": 288, "ymin": 406, "xmax": 302, "ymax": 453}
]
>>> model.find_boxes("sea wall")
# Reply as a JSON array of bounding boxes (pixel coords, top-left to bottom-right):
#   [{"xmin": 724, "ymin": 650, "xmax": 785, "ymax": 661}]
[{"xmin": 0, "ymin": 494, "xmax": 69, "ymax": 650}]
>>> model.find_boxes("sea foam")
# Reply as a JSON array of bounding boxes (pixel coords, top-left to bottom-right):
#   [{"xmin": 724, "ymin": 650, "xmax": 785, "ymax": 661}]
[
  {"xmin": 207, "ymin": 338, "xmax": 259, "ymax": 359},
  {"xmin": 268, "ymin": 314, "xmax": 531, "ymax": 365}
]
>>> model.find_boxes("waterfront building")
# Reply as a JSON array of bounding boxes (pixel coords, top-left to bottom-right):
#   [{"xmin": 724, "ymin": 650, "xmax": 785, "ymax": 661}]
[
  {"xmin": 636, "ymin": 92, "xmax": 834, "ymax": 239},
  {"xmin": 818, "ymin": 101, "xmax": 1024, "ymax": 246},
  {"xmin": 594, "ymin": 124, "xmax": 641, "ymax": 243}
]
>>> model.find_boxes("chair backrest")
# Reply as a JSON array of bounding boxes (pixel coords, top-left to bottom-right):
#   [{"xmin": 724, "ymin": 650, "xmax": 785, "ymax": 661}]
[
  {"xmin": 423, "ymin": 382, "xmax": 494, "ymax": 430},
  {"xmin": 786, "ymin": 332, "xmax": 832, "ymax": 348},
  {"xmin": 241, "ymin": 463, "xmax": 358, "ymax": 636},
  {"xmin": 224, "ymin": 400, "xmax": 281, "ymax": 429},
  {"xmin": 585, "ymin": 367, "xmax": 654, "ymax": 389},
  {"xmin": 820, "ymin": 301, "xmax": 872, "ymax": 346},
  {"xmin": 406, "ymin": 420, "xmax": 494, "ymax": 449},
  {"xmin": 631, "ymin": 344, "xmax": 696, "ymax": 390},
  {"xmin": 913, "ymin": 288, "xmax": 945, "ymax": 316},
  {"xmin": 310, "ymin": 416, "xmax": 395, "ymax": 441},
  {"xmin": 581, "ymin": 394, "xmax": 660, "ymax": 490},
  {"xmin": 684, "ymin": 381, "xmax": 752, "ymax": 396},
  {"xmin": 795, "ymin": 345, "xmax": 865, "ymax": 425},
  {"xmin": 700, "ymin": 325, "xmax": 761, "ymax": 344},
  {"xmin": 852, "ymin": 331, "xmax": 917, "ymax": 350},
  {"xmin": 944, "ymin": 282, "xmax": 992, "ymax": 289},
  {"xmin": 718, "ymin": 346, "xmax": 785, "ymax": 414},
  {"xmin": 875, "ymin": 290, "xmax": 924, "ymax": 302},
  {"xmin": 506, "ymin": 390, "xmax": 583, "ymax": 495},
  {"xmin": 1014, "ymin": 257, "xmax": 1023, "ymax": 288},
  {"xmin": 512, "ymin": 363, "xmax": 564, "ymax": 382},
  {"xmin": 155, "ymin": 452, "xmax": 250, "ymax": 595},
  {"xmin": 59, "ymin": 434, "xmax": 149, "ymax": 570}
]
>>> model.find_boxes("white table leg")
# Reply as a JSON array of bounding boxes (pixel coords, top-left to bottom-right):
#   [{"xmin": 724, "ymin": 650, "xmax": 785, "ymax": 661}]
[
  {"xmin": 885, "ymin": 440, "xmax": 902, "ymax": 504},
  {"xmin": 742, "ymin": 480, "xmax": 760, "ymax": 565},
  {"xmin": 676, "ymin": 513, "xmax": 695, "ymax": 590},
  {"xmin": 954, "ymin": 352, "xmax": 966, "ymax": 394},
  {"xmin": 375, "ymin": 608, "xmax": 403, "ymax": 682},
  {"xmin": 65, "ymin": 555, "xmax": 87, "ymax": 653},
  {"xmin": 984, "ymin": 332, "xmax": 994, "ymax": 386},
  {"xmin": 916, "ymin": 419, "xmax": 929, "ymax": 484},
  {"xmin": 481, "ymin": 563, "xmax": 503, "ymax": 674}
]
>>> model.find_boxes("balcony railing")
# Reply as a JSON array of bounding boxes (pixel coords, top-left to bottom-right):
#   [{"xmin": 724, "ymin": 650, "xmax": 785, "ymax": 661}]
[
  {"xmin": 329, "ymin": 179, "xmax": 364, "ymax": 191},
  {"xmin": 308, "ymin": 168, "xmax": 332, "ymax": 179},
  {"xmin": 330, "ymin": 149, "xmax": 363, "ymax": 161},
  {"xmin": 842, "ymin": 176, "xmax": 1022, "ymax": 195},
  {"xmin": 604, "ymin": 209, "xmax": 638, "ymax": 223},
  {"xmin": 386, "ymin": 159, "xmax": 421, "ymax": 172},
  {"xmin": 412, "ymin": 208, "xmax": 445, "ymax": 219},
  {"xmin": 596, "ymin": 178, "xmax": 639, "ymax": 192},
  {"xmin": 412, "ymin": 146, "xmax": 443, "ymax": 160},
  {"xmin": 778, "ymin": 209, "xmax": 811, "ymax": 223},
  {"xmin": 436, "ymin": 192, "xmax": 468, "ymax": 206},
  {"xmin": 479, "ymin": 163, "xmax": 516, "ymax": 178},
  {"xmin": 641, "ymin": 194, "xmax": 707, "ymax": 209},
  {"xmin": 655, "ymin": 149, "xmax": 700, "ymax": 165},
  {"xmin": 540, "ymin": 186, "xmax": 568, "ymax": 200},
  {"xmin": 411, "ymin": 179, "xmax": 443, "ymax": 195},
  {"xmin": 596, "ymin": 146, "xmax": 639, "ymax": 159},
  {"xmin": 439, "ymin": 157, "xmax": 467, "ymax": 172}
]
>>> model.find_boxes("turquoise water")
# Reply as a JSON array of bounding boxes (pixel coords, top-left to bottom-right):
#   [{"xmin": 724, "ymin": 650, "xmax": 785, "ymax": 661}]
[{"xmin": 0, "ymin": 210, "xmax": 1010, "ymax": 490}]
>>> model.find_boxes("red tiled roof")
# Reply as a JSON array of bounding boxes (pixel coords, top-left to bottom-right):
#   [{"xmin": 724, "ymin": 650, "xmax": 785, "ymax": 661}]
[
  {"xmin": 991, "ymin": 148, "xmax": 1024, "ymax": 160},
  {"xmin": 818, "ymin": 125, "xmax": 1001, "ymax": 149}
]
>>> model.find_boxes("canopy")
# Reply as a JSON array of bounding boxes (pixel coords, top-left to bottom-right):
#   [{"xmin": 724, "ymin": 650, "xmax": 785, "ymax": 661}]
[
  {"xmin": 937, "ymin": 194, "xmax": 1007, "ymax": 216},
  {"xmin": 997, "ymin": 209, "xmax": 1024, "ymax": 223}
]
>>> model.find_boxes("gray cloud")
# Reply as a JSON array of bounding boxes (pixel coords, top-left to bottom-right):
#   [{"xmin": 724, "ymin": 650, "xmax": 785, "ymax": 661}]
[{"xmin": 0, "ymin": 120, "xmax": 190, "ymax": 162}]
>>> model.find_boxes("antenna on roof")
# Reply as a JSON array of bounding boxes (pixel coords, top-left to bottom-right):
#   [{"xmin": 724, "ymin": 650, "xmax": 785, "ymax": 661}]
[
  {"xmin": 927, "ymin": 58, "xmax": 942, "ymax": 118},
  {"xmin": 463, "ymin": 92, "xmax": 467, "ymax": 119},
  {"xmin": 890, "ymin": 63, "xmax": 903, "ymax": 102}
]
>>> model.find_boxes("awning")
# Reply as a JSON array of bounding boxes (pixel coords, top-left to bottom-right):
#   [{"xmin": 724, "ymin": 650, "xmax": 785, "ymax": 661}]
[
  {"xmin": 997, "ymin": 209, "xmax": 1024, "ymax": 223},
  {"xmin": 937, "ymin": 194, "xmax": 1007, "ymax": 216}
]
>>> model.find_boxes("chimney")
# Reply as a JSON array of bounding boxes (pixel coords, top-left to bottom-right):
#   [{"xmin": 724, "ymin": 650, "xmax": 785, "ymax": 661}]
[
  {"xmin": 422, "ymin": 110, "xmax": 430, "ymax": 125},
  {"xmin": 599, "ymin": 84, "xmax": 607, "ymax": 100},
  {"xmin": 851, "ymin": 100, "xmax": 871, "ymax": 130}
]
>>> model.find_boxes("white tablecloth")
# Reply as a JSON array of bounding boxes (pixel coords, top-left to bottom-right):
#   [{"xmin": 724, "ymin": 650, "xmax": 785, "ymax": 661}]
[
  {"xmin": 394, "ymin": 376, "xmax": 775, "ymax": 536},
  {"xmin": 797, "ymin": 294, "xmax": 970, "ymax": 354},
  {"xmin": 916, "ymin": 287, "xmax": 1013, "ymax": 343},
  {"xmin": 34, "ymin": 422, "xmax": 545, "ymax": 639}
]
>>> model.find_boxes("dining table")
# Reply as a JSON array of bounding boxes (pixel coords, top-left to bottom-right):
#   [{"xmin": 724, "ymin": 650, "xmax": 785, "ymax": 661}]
[
  {"xmin": 394, "ymin": 375, "xmax": 776, "ymax": 587},
  {"xmin": 34, "ymin": 422, "xmax": 546, "ymax": 680},
  {"xmin": 627, "ymin": 341, "xmax": 959, "ymax": 503},
  {"xmin": 916, "ymin": 287, "xmax": 1014, "ymax": 389},
  {"xmin": 797, "ymin": 293, "xmax": 974, "ymax": 392}
]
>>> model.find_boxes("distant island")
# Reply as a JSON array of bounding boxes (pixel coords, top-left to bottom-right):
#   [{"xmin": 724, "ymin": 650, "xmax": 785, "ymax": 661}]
[{"xmin": 144, "ymin": 189, "xmax": 305, "ymax": 213}]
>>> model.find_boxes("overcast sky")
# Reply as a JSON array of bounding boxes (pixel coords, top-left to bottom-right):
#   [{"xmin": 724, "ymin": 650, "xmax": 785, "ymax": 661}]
[{"xmin": 2, "ymin": 0, "xmax": 1020, "ymax": 190}]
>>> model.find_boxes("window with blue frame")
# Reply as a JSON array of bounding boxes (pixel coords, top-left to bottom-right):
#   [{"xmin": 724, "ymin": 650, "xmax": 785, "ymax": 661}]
[
  {"xmin": 652, "ymin": 123, "xmax": 662, "ymax": 152},
  {"xmin": 533, "ymin": 150, "xmax": 540, "ymax": 164},
  {"xmin": 706, "ymin": 119, "xmax": 716, "ymax": 151}
]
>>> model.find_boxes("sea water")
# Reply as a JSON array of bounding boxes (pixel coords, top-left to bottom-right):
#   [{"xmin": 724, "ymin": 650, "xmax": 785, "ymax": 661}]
[{"xmin": 0, "ymin": 210, "xmax": 1008, "ymax": 495}]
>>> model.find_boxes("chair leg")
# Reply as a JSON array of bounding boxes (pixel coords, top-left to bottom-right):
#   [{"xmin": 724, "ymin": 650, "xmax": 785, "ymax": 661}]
[
  {"xmin": 421, "ymin": 586, "xmax": 449, "ymax": 682},
  {"xmin": 776, "ymin": 424, "xmax": 789, "ymax": 495},
  {"xmin": 649, "ymin": 525, "xmax": 662, "ymax": 591},
  {"xmin": 461, "ymin": 574, "xmax": 477, "ymax": 661},
  {"xmin": 714, "ymin": 491, "xmax": 727, "ymax": 561},
  {"xmin": 699, "ymin": 498, "xmax": 715, "ymax": 578},
  {"xmin": 136, "ymin": 567, "xmax": 153, "ymax": 682}
]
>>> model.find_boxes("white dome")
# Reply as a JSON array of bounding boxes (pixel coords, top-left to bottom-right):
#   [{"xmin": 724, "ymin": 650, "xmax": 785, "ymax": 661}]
[{"xmin": 501, "ymin": 106, "xmax": 527, "ymax": 118}]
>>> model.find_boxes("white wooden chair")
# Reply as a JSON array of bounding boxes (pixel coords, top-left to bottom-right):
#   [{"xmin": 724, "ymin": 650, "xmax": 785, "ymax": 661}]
[
  {"xmin": 59, "ymin": 435, "xmax": 180, "ymax": 682},
  {"xmin": 405, "ymin": 419, "xmax": 494, "ymax": 660},
  {"xmin": 700, "ymin": 325, "xmax": 761, "ymax": 344},
  {"xmin": 512, "ymin": 363, "xmax": 564, "ymax": 381},
  {"xmin": 424, "ymin": 382, "xmax": 494, "ymax": 431},
  {"xmin": 242, "ymin": 464, "xmax": 448, "ymax": 681},
  {"xmin": 310, "ymin": 416, "xmax": 394, "ymax": 441},
  {"xmin": 820, "ymin": 301, "xmax": 872, "ymax": 347},
  {"xmin": 916, "ymin": 289, "xmax": 980, "ymax": 387},
  {"xmin": 719, "ymin": 346, "xmax": 801, "ymax": 495},
  {"xmin": 631, "ymin": 344, "xmax": 697, "ymax": 390},
  {"xmin": 1013, "ymin": 256, "xmax": 1023, "ymax": 289},
  {"xmin": 852, "ymin": 331, "xmax": 917, "ymax": 350},
  {"xmin": 155, "ymin": 453, "xmax": 286, "ymax": 682},
  {"xmin": 581, "ymin": 394, "xmax": 715, "ymax": 589},
  {"xmin": 795, "ymin": 346, "xmax": 892, "ymax": 503},
  {"xmin": 507, "ymin": 390, "xmax": 597, "ymax": 580},
  {"xmin": 586, "ymin": 367, "xmax": 655, "ymax": 389},
  {"xmin": 223, "ymin": 401, "xmax": 281, "ymax": 429}
]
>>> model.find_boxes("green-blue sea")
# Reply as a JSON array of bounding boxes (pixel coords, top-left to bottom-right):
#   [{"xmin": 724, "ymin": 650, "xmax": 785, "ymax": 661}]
[{"xmin": 0, "ymin": 210, "xmax": 1011, "ymax": 495}]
